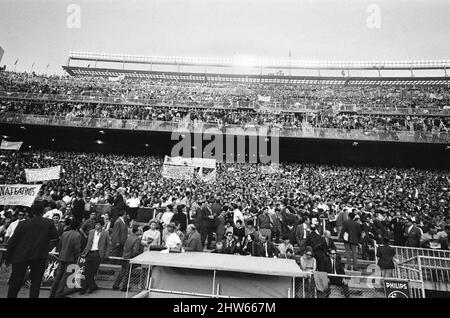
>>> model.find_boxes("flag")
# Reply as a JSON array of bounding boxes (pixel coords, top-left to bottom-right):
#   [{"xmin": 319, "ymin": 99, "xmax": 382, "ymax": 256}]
[
  {"xmin": 14, "ymin": 59, "xmax": 18, "ymax": 66},
  {"xmin": 289, "ymin": 50, "xmax": 292, "ymax": 58}
]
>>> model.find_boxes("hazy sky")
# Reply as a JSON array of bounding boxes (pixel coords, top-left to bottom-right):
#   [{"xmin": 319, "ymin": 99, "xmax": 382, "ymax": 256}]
[{"xmin": 0, "ymin": 0, "xmax": 449, "ymax": 75}]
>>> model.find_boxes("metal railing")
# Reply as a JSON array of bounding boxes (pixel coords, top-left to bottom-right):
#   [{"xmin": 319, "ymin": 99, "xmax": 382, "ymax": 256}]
[{"xmin": 0, "ymin": 112, "xmax": 448, "ymax": 143}]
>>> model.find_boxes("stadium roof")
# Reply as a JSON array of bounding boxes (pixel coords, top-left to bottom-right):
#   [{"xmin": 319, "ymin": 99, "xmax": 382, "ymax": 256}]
[
  {"xmin": 63, "ymin": 65, "xmax": 450, "ymax": 86},
  {"xmin": 69, "ymin": 51, "xmax": 450, "ymax": 71}
]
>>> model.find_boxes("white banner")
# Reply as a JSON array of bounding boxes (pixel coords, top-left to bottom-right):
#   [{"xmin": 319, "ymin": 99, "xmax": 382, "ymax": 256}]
[
  {"xmin": 162, "ymin": 156, "xmax": 216, "ymax": 180},
  {"xmin": 164, "ymin": 156, "xmax": 216, "ymax": 169},
  {"xmin": 161, "ymin": 165, "xmax": 194, "ymax": 180},
  {"xmin": 108, "ymin": 75, "xmax": 125, "ymax": 82},
  {"xmin": 257, "ymin": 95, "xmax": 271, "ymax": 102},
  {"xmin": 25, "ymin": 166, "xmax": 61, "ymax": 183},
  {"xmin": 1, "ymin": 140, "xmax": 23, "ymax": 151},
  {"xmin": 0, "ymin": 184, "xmax": 42, "ymax": 207}
]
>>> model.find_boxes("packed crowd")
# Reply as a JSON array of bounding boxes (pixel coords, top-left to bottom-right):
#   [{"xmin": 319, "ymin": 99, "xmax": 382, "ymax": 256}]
[
  {"xmin": 1, "ymin": 149, "xmax": 448, "ymax": 250},
  {"xmin": 1, "ymin": 71, "xmax": 450, "ymax": 110},
  {"xmin": 1, "ymin": 98, "xmax": 449, "ymax": 133},
  {"xmin": 0, "ymin": 148, "xmax": 449, "ymax": 296}
]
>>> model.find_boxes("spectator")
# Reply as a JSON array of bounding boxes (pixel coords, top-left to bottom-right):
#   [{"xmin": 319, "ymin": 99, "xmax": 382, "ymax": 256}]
[
  {"xmin": 305, "ymin": 224, "xmax": 328, "ymax": 271},
  {"xmin": 4, "ymin": 211, "xmax": 26, "ymax": 243},
  {"xmin": 164, "ymin": 222, "xmax": 181, "ymax": 250},
  {"xmin": 199, "ymin": 201, "xmax": 215, "ymax": 249},
  {"xmin": 295, "ymin": 217, "xmax": 310, "ymax": 255},
  {"xmin": 183, "ymin": 224, "xmax": 203, "ymax": 252},
  {"xmin": 300, "ymin": 246, "xmax": 317, "ymax": 272},
  {"xmin": 257, "ymin": 206, "xmax": 273, "ymax": 240},
  {"xmin": 80, "ymin": 218, "xmax": 110, "ymax": 294},
  {"xmin": 255, "ymin": 235, "xmax": 278, "ymax": 258},
  {"xmin": 376, "ymin": 237, "xmax": 396, "ymax": 278},
  {"xmin": 49, "ymin": 218, "xmax": 81, "ymax": 298},
  {"xmin": 5, "ymin": 202, "xmax": 58, "ymax": 298},
  {"xmin": 111, "ymin": 210, "xmax": 128, "ymax": 258},
  {"xmin": 223, "ymin": 231, "xmax": 237, "ymax": 254},
  {"xmin": 404, "ymin": 218, "xmax": 422, "ymax": 248},
  {"xmin": 141, "ymin": 220, "xmax": 161, "ymax": 250},
  {"xmin": 323, "ymin": 248, "xmax": 349, "ymax": 298},
  {"xmin": 278, "ymin": 236, "xmax": 295, "ymax": 259},
  {"xmin": 126, "ymin": 192, "xmax": 141, "ymax": 220},
  {"xmin": 113, "ymin": 226, "xmax": 142, "ymax": 291},
  {"xmin": 340, "ymin": 212, "xmax": 362, "ymax": 271}
]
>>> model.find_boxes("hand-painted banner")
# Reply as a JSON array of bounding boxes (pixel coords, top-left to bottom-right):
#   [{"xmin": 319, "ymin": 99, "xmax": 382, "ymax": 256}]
[
  {"xmin": 0, "ymin": 140, "xmax": 23, "ymax": 151},
  {"xmin": 161, "ymin": 164, "xmax": 195, "ymax": 180},
  {"xmin": 257, "ymin": 95, "xmax": 271, "ymax": 102},
  {"xmin": 0, "ymin": 184, "xmax": 42, "ymax": 207},
  {"xmin": 25, "ymin": 166, "xmax": 61, "ymax": 183}
]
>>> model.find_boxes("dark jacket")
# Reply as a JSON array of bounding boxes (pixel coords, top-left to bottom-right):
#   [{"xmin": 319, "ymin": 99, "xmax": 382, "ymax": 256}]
[
  {"xmin": 376, "ymin": 244, "xmax": 396, "ymax": 269},
  {"xmin": 404, "ymin": 226, "xmax": 422, "ymax": 248},
  {"xmin": 255, "ymin": 241, "xmax": 278, "ymax": 258},
  {"xmin": 223, "ymin": 238, "xmax": 237, "ymax": 254},
  {"xmin": 340, "ymin": 219, "xmax": 362, "ymax": 245},
  {"xmin": 5, "ymin": 216, "xmax": 58, "ymax": 264},
  {"xmin": 171, "ymin": 212, "xmax": 188, "ymax": 232},
  {"xmin": 183, "ymin": 230, "xmax": 203, "ymax": 252},
  {"xmin": 122, "ymin": 233, "xmax": 142, "ymax": 259},
  {"xmin": 111, "ymin": 217, "xmax": 128, "ymax": 246},
  {"xmin": 82, "ymin": 229, "xmax": 111, "ymax": 259},
  {"xmin": 58, "ymin": 229, "xmax": 82, "ymax": 263},
  {"xmin": 324, "ymin": 255, "xmax": 347, "ymax": 285},
  {"xmin": 295, "ymin": 223, "xmax": 309, "ymax": 247},
  {"xmin": 257, "ymin": 213, "xmax": 272, "ymax": 230},
  {"xmin": 199, "ymin": 206, "xmax": 215, "ymax": 227}
]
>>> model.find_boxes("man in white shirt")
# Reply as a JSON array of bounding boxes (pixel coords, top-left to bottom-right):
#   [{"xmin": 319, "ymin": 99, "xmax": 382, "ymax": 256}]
[
  {"xmin": 164, "ymin": 223, "xmax": 181, "ymax": 249},
  {"xmin": 42, "ymin": 202, "xmax": 63, "ymax": 220},
  {"xmin": 126, "ymin": 193, "xmax": 141, "ymax": 220},
  {"xmin": 233, "ymin": 205, "xmax": 244, "ymax": 226}
]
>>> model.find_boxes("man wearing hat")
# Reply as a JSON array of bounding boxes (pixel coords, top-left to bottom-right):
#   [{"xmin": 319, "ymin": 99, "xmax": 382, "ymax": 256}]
[{"xmin": 80, "ymin": 218, "xmax": 110, "ymax": 294}]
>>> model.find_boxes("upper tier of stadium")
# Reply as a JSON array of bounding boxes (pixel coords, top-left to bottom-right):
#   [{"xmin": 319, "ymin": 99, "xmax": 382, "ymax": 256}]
[{"xmin": 64, "ymin": 52, "xmax": 450, "ymax": 86}]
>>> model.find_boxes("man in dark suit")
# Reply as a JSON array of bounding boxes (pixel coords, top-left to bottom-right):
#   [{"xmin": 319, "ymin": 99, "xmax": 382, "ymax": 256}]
[
  {"xmin": 112, "ymin": 189, "xmax": 125, "ymax": 221},
  {"xmin": 113, "ymin": 227, "xmax": 142, "ymax": 291},
  {"xmin": 49, "ymin": 218, "xmax": 82, "ymax": 298},
  {"xmin": 404, "ymin": 218, "xmax": 422, "ymax": 248},
  {"xmin": 323, "ymin": 249, "xmax": 349, "ymax": 298},
  {"xmin": 111, "ymin": 210, "xmax": 128, "ymax": 258},
  {"xmin": 376, "ymin": 237, "xmax": 396, "ymax": 277},
  {"xmin": 339, "ymin": 212, "xmax": 362, "ymax": 271},
  {"xmin": 71, "ymin": 192, "xmax": 85, "ymax": 227},
  {"xmin": 199, "ymin": 201, "xmax": 215, "ymax": 249},
  {"xmin": 5, "ymin": 202, "xmax": 59, "ymax": 298},
  {"xmin": 295, "ymin": 218, "xmax": 310, "ymax": 255},
  {"xmin": 305, "ymin": 225, "xmax": 328, "ymax": 271},
  {"xmin": 222, "ymin": 232, "xmax": 237, "ymax": 254},
  {"xmin": 255, "ymin": 235, "xmax": 278, "ymax": 258},
  {"xmin": 80, "ymin": 219, "xmax": 110, "ymax": 294},
  {"xmin": 183, "ymin": 224, "xmax": 203, "ymax": 252}
]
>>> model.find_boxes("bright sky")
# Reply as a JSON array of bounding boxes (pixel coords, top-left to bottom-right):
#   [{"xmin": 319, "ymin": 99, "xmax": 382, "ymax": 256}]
[{"xmin": 0, "ymin": 0, "xmax": 449, "ymax": 75}]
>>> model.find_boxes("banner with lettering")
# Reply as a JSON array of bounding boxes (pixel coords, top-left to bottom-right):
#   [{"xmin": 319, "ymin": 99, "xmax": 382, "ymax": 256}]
[
  {"xmin": 0, "ymin": 184, "xmax": 42, "ymax": 207},
  {"xmin": 383, "ymin": 279, "xmax": 410, "ymax": 298},
  {"xmin": 0, "ymin": 140, "xmax": 23, "ymax": 151},
  {"xmin": 162, "ymin": 156, "xmax": 216, "ymax": 180},
  {"xmin": 25, "ymin": 166, "xmax": 61, "ymax": 183},
  {"xmin": 161, "ymin": 164, "xmax": 194, "ymax": 180}
]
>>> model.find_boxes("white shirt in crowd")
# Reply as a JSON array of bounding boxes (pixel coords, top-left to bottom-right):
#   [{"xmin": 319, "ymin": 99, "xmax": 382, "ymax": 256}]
[
  {"xmin": 91, "ymin": 231, "xmax": 101, "ymax": 251},
  {"xmin": 62, "ymin": 195, "xmax": 72, "ymax": 205},
  {"xmin": 161, "ymin": 211, "xmax": 174, "ymax": 226},
  {"xmin": 127, "ymin": 197, "xmax": 141, "ymax": 208},
  {"xmin": 43, "ymin": 209, "xmax": 63, "ymax": 220},
  {"xmin": 165, "ymin": 232, "xmax": 181, "ymax": 249},
  {"xmin": 233, "ymin": 208, "xmax": 244, "ymax": 225},
  {"xmin": 5, "ymin": 219, "xmax": 23, "ymax": 239}
]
